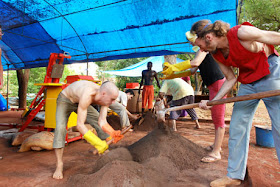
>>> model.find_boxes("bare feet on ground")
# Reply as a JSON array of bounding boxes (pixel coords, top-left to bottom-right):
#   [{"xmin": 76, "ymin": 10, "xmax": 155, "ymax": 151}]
[{"xmin": 53, "ymin": 163, "xmax": 63, "ymax": 179}]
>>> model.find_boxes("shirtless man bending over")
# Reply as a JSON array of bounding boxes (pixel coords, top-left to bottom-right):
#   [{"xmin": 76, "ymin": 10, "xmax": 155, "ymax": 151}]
[{"xmin": 53, "ymin": 80, "xmax": 121, "ymax": 179}]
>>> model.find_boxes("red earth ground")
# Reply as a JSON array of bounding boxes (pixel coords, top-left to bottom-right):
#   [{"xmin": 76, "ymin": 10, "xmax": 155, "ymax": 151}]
[{"xmin": 0, "ymin": 101, "xmax": 279, "ymax": 187}]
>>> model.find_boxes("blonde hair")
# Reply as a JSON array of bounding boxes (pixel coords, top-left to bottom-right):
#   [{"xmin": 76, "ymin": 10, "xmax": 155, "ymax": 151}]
[{"xmin": 190, "ymin": 20, "xmax": 230, "ymax": 38}]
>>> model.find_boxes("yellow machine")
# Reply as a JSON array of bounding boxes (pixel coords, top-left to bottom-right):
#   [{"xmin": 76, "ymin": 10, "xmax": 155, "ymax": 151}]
[{"xmin": 19, "ymin": 53, "xmax": 99, "ymax": 144}]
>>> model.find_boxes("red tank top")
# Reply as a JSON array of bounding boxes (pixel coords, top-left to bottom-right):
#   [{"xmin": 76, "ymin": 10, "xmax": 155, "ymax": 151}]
[{"xmin": 212, "ymin": 22, "xmax": 279, "ymax": 84}]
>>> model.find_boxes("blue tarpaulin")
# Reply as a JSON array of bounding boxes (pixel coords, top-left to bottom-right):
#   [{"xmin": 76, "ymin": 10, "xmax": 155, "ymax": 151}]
[
  {"xmin": 101, "ymin": 56, "xmax": 185, "ymax": 77},
  {"xmin": 0, "ymin": 0, "xmax": 237, "ymax": 70}
]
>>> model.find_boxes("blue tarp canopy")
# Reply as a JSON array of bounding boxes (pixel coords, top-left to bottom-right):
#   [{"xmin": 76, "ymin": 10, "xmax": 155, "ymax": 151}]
[
  {"xmin": 101, "ymin": 56, "xmax": 185, "ymax": 77},
  {"xmin": 0, "ymin": 0, "xmax": 237, "ymax": 70}
]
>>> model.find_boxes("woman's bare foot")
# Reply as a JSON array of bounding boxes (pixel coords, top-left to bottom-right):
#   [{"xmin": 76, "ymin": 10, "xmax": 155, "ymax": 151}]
[
  {"xmin": 195, "ymin": 124, "xmax": 201, "ymax": 129},
  {"xmin": 53, "ymin": 163, "xmax": 63, "ymax": 179}
]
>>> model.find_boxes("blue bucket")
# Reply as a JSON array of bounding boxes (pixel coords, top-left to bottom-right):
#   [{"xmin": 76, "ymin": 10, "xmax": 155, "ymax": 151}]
[{"xmin": 254, "ymin": 125, "xmax": 275, "ymax": 148}]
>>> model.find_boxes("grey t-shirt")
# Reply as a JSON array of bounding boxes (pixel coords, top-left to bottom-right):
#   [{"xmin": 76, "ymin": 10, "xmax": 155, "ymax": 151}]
[{"xmin": 116, "ymin": 91, "xmax": 128, "ymax": 107}]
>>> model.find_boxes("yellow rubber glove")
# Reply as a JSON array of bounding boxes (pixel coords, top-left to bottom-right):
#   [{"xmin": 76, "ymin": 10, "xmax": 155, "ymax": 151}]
[
  {"xmin": 83, "ymin": 130, "xmax": 108, "ymax": 154},
  {"xmin": 160, "ymin": 70, "xmax": 192, "ymax": 80},
  {"xmin": 162, "ymin": 60, "xmax": 192, "ymax": 75}
]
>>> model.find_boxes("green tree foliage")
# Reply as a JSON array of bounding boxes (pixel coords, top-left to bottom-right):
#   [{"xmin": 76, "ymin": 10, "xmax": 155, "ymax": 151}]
[
  {"xmin": 238, "ymin": 0, "xmax": 280, "ymax": 52},
  {"xmin": 238, "ymin": 0, "xmax": 280, "ymax": 31},
  {"xmin": 96, "ymin": 57, "xmax": 166, "ymax": 94},
  {"xmin": 96, "ymin": 58, "xmax": 146, "ymax": 91},
  {"xmin": 27, "ymin": 67, "xmax": 46, "ymax": 94},
  {"xmin": 3, "ymin": 65, "xmax": 75, "ymax": 96}
]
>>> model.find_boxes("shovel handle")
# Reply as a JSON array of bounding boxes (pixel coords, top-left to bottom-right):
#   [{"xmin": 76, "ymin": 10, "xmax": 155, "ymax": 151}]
[
  {"xmin": 207, "ymin": 89, "xmax": 280, "ymax": 106},
  {"xmin": 166, "ymin": 103, "xmax": 199, "ymax": 112},
  {"xmin": 166, "ymin": 89, "xmax": 280, "ymax": 112},
  {"xmin": 136, "ymin": 94, "xmax": 140, "ymax": 113}
]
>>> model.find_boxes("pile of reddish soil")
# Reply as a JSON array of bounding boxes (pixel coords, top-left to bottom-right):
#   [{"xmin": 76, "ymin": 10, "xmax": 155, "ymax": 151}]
[
  {"xmin": 108, "ymin": 111, "xmax": 158, "ymax": 132},
  {"xmin": 67, "ymin": 126, "xmax": 207, "ymax": 186},
  {"xmin": 128, "ymin": 128, "xmax": 206, "ymax": 170},
  {"xmin": 132, "ymin": 112, "xmax": 157, "ymax": 131},
  {"xmin": 92, "ymin": 147, "xmax": 133, "ymax": 172}
]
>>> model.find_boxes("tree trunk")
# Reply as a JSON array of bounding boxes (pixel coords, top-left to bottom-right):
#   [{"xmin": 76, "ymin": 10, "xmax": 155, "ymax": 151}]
[
  {"xmin": 237, "ymin": 0, "xmax": 244, "ymax": 23},
  {"xmin": 17, "ymin": 69, "xmax": 30, "ymax": 108},
  {"xmin": 164, "ymin": 55, "xmax": 177, "ymax": 65}
]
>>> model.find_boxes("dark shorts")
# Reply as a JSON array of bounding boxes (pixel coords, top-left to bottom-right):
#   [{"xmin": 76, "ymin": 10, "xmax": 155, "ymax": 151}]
[{"xmin": 169, "ymin": 95, "xmax": 198, "ymax": 121}]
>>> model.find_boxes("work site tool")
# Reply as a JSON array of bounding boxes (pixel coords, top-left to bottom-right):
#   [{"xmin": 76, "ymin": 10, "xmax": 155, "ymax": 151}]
[
  {"xmin": 157, "ymin": 89, "xmax": 280, "ymax": 122},
  {"xmin": 136, "ymin": 92, "xmax": 141, "ymax": 113},
  {"xmin": 20, "ymin": 52, "xmax": 71, "ymax": 132},
  {"xmin": 17, "ymin": 53, "xmax": 86, "ymax": 145},
  {"xmin": 134, "ymin": 91, "xmax": 146, "ymax": 125},
  {"xmin": 93, "ymin": 124, "xmax": 133, "ymax": 155}
]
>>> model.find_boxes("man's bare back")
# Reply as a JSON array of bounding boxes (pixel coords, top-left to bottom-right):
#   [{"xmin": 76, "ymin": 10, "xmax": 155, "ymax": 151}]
[{"xmin": 62, "ymin": 80, "xmax": 99, "ymax": 104}]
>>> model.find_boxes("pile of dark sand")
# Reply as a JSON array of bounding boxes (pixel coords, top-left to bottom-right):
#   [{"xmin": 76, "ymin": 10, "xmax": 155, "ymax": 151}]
[
  {"xmin": 67, "ymin": 115, "xmax": 207, "ymax": 187},
  {"xmin": 132, "ymin": 112, "xmax": 157, "ymax": 131},
  {"xmin": 107, "ymin": 111, "xmax": 157, "ymax": 132}
]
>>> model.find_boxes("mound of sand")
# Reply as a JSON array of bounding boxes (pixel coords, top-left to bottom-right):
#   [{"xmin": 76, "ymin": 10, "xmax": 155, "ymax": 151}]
[
  {"xmin": 107, "ymin": 111, "xmax": 158, "ymax": 132},
  {"xmin": 129, "ymin": 128, "xmax": 206, "ymax": 170},
  {"xmin": 67, "ymin": 126, "xmax": 207, "ymax": 186},
  {"xmin": 132, "ymin": 112, "xmax": 157, "ymax": 131},
  {"xmin": 92, "ymin": 147, "xmax": 133, "ymax": 173}
]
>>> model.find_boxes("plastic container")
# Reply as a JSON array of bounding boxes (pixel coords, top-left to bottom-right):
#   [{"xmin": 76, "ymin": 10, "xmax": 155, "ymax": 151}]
[
  {"xmin": 254, "ymin": 125, "xmax": 275, "ymax": 148},
  {"xmin": 65, "ymin": 75, "xmax": 94, "ymax": 84},
  {"xmin": 0, "ymin": 94, "xmax": 10, "ymax": 111},
  {"xmin": 126, "ymin": 83, "xmax": 139, "ymax": 89},
  {"xmin": 125, "ymin": 88, "xmax": 142, "ymax": 113}
]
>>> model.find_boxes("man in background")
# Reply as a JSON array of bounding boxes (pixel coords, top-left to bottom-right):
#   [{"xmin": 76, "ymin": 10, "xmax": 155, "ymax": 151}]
[
  {"xmin": 138, "ymin": 62, "xmax": 161, "ymax": 114},
  {"xmin": 109, "ymin": 89, "xmax": 139, "ymax": 129}
]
